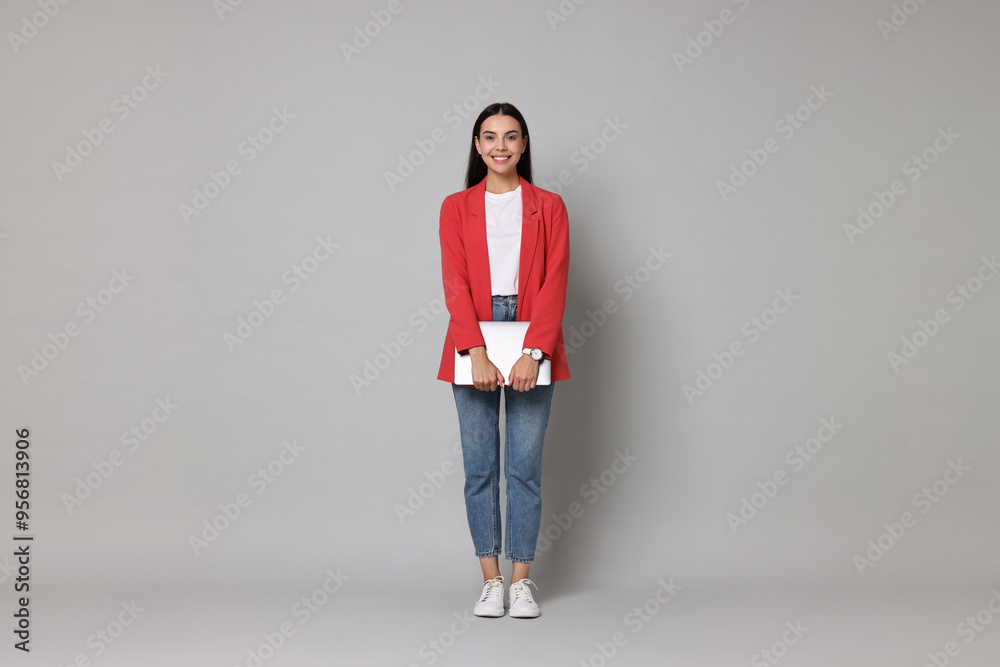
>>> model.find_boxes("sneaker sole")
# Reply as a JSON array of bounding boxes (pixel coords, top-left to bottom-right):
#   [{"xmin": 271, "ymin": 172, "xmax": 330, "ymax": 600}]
[{"xmin": 474, "ymin": 608, "xmax": 505, "ymax": 618}]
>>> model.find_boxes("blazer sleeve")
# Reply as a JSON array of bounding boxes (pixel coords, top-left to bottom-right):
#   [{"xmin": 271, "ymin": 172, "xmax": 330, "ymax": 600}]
[
  {"xmin": 522, "ymin": 194, "xmax": 570, "ymax": 360},
  {"xmin": 440, "ymin": 196, "xmax": 486, "ymax": 355}
]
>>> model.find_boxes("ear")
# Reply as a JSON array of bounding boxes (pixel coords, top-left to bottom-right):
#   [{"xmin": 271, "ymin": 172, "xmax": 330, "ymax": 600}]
[{"xmin": 474, "ymin": 135, "xmax": 482, "ymax": 155}]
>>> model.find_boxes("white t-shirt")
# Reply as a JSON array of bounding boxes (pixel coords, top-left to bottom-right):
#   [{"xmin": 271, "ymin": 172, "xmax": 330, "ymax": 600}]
[{"xmin": 484, "ymin": 185, "xmax": 522, "ymax": 297}]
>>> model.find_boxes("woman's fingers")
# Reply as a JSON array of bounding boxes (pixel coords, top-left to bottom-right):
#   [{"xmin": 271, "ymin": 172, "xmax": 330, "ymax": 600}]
[
  {"xmin": 507, "ymin": 358, "xmax": 539, "ymax": 391},
  {"xmin": 473, "ymin": 359, "xmax": 504, "ymax": 391}
]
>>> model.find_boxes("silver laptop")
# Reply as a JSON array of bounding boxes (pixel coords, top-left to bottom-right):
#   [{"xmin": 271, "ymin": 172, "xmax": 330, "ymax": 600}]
[{"xmin": 454, "ymin": 321, "xmax": 552, "ymax": 385}]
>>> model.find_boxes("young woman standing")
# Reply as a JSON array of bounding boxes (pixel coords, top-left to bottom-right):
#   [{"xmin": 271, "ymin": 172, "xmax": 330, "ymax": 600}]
[{"xmin": 436, "ymin": 102, "xmax": 571, "ymax": 618}]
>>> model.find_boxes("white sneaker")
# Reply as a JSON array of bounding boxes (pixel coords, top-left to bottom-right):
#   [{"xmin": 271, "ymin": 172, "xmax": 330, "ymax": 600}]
[
  {"xmin": 474, "ymin": 575, "xmax": 505, "ymax": 617},
  {"xmin": 508, "ymin": 578, "xmax": 540, "ymax": 618}
]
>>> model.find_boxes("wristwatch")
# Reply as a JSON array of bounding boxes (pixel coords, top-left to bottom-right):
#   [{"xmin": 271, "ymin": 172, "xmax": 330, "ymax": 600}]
[{"xmin": 522, "ymin": 347, "xmax": 543, "ymax": 361}]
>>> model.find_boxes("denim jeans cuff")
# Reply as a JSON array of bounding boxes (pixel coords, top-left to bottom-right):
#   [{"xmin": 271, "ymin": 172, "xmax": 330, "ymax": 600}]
[{"xmin": 505, "ymin": 554, "xmax": 535, "ymax": 563}]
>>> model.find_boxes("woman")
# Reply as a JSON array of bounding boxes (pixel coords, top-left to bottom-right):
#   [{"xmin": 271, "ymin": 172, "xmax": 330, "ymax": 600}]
[{"xmin": 436, "ymin": 102, "xmax": 571, "ymax": 619}]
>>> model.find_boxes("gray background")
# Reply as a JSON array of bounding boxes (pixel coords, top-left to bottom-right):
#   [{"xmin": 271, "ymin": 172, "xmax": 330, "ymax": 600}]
[{"xmin": 2, "ymin": 0, "xmax": 999, "ymax": 665}]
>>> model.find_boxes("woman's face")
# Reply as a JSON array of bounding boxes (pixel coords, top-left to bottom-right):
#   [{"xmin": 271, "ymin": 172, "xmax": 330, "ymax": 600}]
[{"xmin": 474, "ymin": 114, "xmax": 527, "ymax": 178}]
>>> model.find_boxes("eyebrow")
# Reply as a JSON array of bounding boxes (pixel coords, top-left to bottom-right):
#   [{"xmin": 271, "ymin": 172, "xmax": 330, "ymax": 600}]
[{"xmin": 481, "ymin": 130, "xmax": 520, "ymax": 135}]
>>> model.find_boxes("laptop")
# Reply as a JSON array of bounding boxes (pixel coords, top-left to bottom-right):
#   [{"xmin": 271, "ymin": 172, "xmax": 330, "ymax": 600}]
[{"xmin": 454, "ymin": 321, "xmax": 552, "ymax": 386}]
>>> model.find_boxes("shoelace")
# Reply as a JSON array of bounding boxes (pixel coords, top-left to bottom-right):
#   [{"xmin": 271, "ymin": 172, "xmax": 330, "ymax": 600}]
[
  {"xmin": 509, "ymin": 578, "xmax": 538, "ymax": 604},
  {"xmin": 479, "ymin": 575, "xmax": 504, "ymax": 602}
]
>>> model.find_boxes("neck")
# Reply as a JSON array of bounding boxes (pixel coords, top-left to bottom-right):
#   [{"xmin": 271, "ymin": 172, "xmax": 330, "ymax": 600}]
[{"xmin": 485, "ymin": 172, "xmax": 520, "ymax": 194}]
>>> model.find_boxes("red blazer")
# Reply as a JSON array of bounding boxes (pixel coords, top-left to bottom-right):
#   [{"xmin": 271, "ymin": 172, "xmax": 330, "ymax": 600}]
[{"xmin": 437, "ymin": 175, "xmax": 571, "ymax": 383}]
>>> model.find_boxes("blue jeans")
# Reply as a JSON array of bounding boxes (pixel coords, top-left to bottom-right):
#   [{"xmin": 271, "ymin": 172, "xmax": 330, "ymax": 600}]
[{"xmin": 452, "ymin": 294, "xmax": 555, "ymax": 563}]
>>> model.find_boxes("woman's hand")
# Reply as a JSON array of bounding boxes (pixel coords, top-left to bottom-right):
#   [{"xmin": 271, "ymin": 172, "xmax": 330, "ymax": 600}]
[
  {"xmin": 469, "ymin": 346, "xmax": 505, "ymax": 391},
  {"xmin": 507, "ymin": 354, "xmax": 540, "ymax": 392}
]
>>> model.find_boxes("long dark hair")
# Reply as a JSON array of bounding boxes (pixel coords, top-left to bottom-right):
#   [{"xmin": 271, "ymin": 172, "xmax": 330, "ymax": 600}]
[{"xmin": 465, "ymin": 102, "xmax": 533, "ymax": 189}]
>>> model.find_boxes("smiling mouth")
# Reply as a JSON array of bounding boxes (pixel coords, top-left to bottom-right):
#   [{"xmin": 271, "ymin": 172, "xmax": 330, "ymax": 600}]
[{"xmin": 492, "ymin": 155, "xmax": 511, "ymax": 163}]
